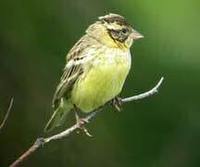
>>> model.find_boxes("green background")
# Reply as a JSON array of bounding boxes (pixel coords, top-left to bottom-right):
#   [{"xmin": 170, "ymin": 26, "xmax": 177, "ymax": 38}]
[{"xmin": 1, "ymin": 0, "xmax": 200, "ymax": 166}]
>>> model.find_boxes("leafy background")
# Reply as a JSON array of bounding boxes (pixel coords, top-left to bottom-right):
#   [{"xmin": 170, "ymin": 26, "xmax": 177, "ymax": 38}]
[{"xmin": 0, "ymin": 0, "xmax": 200, "ymax": 166}]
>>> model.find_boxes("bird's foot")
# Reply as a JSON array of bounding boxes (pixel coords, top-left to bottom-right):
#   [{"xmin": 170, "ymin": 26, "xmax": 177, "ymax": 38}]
[
  {"xmin": 75, "ymin": 112, "xmax": 92, "ymax": 137},
  {"xmin": 111, "ymin": 96, "xmax": 123, "ymax": 112}
]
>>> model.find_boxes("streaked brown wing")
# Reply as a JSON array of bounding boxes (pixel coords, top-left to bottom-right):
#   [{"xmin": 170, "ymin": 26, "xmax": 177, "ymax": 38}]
[
  {"xmin": 52, "ymin": 64, "xmax": 83, "ymax": 108},
  {"xmin": 52, "ymin": 36, "xmax": 89, "ymax": 108},
  {"xmin": 52, "ymin": 34, "xmax": 99, "ymax": 109}
]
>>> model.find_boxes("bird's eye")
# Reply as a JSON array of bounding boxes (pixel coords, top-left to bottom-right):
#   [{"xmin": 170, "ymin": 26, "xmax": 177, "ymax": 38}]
[{"xmin": 122, "ymin": 28, "xmax": 128, "ymax": 34}]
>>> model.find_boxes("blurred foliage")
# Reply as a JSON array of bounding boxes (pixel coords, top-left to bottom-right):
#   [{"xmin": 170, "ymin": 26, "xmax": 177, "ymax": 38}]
[{"xmin": 0, "ymin": 0, "xmax": 200, "ymax": 166}]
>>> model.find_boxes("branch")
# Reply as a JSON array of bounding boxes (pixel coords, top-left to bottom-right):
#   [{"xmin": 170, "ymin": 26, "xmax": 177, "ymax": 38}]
[
  {"xmin": 0, "ymin": 97, "xmax": 14, "ymax": 131},
  {"xmin": 122, "ymin": 77, "xmax": 164, "ymax": 102},
  {"xmin": 9, "ymin": 77, "xmax": 164, "ymax": 167}
]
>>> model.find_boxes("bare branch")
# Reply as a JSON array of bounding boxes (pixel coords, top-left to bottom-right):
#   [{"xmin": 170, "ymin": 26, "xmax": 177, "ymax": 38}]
[
  {"xmin": 122, "ymin": 77, "xmax": 164, "ymax": 102},
  {"xmin": 9, "ymin": 139, "xmax": 43, "ymax": 167},
  {"xmin": 44, "ymin": 108, "xmax": 102, "ymax": 143},
  {"xmin": 9, "ymin": 109, "xmax": 103, "ymax": 167},
  {"xmin": 9, "ymin": 77, "xmax": 164, "ymax": 167},
  {"xmin": 0, "ymin": 97, "xmax": 14, "ymax": 131}
]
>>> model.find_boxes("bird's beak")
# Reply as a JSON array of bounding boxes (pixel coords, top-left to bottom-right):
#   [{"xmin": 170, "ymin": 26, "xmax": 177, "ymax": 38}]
[{"xmin": 130, "ymin": 29, "xmax": 144, "ymax": 40}]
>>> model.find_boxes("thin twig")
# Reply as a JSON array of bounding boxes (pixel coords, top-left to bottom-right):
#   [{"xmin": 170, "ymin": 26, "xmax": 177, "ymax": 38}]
[
  {"xmin": 44, "ymin": 108, "xmax": 102, "ymax": 143},
  {"xmin": 0, "ymin": 97, "xmax": 14, "ymax": 131},
  {"xmin": 9, "ymin": 139, "xmax": 43, "ymax": 167},
  {"xmin": 122, "ymin": 77, "xmax": 164, "ymax": 102},
  {"xmin": 9, "ymin": 77, "xmax": 164, "ymax": 167}
]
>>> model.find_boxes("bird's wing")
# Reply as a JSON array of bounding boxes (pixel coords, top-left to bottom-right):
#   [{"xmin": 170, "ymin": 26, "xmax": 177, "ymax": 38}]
[{"xmin": 52, "ymin": 35, "xmax": 95, "ymax": 108}]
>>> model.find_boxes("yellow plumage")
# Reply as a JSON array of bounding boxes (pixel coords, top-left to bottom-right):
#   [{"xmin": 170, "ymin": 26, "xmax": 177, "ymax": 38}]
[
  {"xmin": 71, "ymin": 47, "xmax": 131, "ymax": 112},
  {"xmin": 44, "ymin": 13, "xmax": 143, "ymax": 132}
]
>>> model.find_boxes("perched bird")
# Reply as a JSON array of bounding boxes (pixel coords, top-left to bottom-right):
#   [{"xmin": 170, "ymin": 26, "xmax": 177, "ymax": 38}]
[{"xmin": 44, "ymin": 13, "xmax": 143, "ymax": 132}]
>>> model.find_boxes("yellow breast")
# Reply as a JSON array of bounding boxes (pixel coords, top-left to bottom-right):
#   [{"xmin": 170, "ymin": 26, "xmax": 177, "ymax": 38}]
[{"xmin": 71, "ymin": 48, "xmax": 131, "ymax": 113}]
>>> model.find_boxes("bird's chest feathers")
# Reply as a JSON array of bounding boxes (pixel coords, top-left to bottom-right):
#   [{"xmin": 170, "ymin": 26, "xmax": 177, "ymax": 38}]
[
  {"xmin": 92, "ymin": 50, "xmax": 131, "ymax": 86},
  {"xmin": 72, "ymin": 49, "xmax": 131, "ymax": 112}
]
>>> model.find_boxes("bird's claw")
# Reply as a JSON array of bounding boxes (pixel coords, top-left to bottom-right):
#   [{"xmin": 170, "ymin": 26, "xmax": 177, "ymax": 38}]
[
  {"xmin": 75, "ymin": 112, "xmax": 92, "ymax": 137},
  {"xmin": 111, "ymin": 96, "xmax": 123, "ymax": 112}
]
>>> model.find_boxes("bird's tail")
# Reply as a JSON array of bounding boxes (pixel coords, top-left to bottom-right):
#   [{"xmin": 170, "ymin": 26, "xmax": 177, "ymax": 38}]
[{"xmin": 44, "ymin": 98, "xmax": 73, "ymax": 132}]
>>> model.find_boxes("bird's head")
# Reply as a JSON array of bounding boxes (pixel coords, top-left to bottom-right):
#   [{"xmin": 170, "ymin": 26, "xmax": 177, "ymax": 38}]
[{"xmin": 86, "ymin": 13, "xmax": 143, "ymax": 49}]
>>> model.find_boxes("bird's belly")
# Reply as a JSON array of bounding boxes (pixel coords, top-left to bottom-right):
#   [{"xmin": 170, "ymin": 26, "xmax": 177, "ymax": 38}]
[{"xmin": 71, "ymin": 56, "xmax": 130, "ymax": 113}]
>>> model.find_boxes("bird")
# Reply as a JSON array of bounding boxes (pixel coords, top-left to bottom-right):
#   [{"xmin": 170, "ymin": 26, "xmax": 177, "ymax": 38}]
[{"xmin": 44, "ymin": 13, "xmax": 143, "ymax": 132}]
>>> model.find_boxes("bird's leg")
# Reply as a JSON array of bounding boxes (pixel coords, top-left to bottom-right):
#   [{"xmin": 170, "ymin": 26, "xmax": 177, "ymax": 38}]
[
  {"xmin": 111, "ymin": 96, "xmax": 123, "ymax": 112},
  {"xmin": 74, "ymin": 110, "xmax": 92, "ymax": 137}
]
